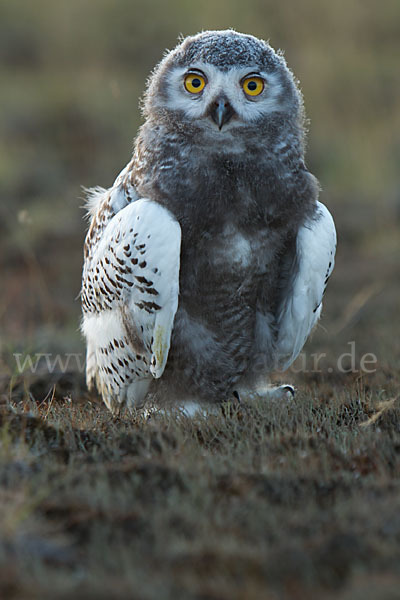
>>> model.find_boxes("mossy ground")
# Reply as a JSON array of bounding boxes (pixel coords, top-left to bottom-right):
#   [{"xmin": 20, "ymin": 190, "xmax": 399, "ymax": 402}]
[{"xmin": 1, "ymin": 370, "xmax": 400, "ymax": 599}]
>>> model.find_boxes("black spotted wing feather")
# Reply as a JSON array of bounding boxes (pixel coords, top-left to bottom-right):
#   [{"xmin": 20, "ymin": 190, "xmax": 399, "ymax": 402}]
[{"xmin": 81, "ymin": 195, "xmax": 181, "ymax": 410}]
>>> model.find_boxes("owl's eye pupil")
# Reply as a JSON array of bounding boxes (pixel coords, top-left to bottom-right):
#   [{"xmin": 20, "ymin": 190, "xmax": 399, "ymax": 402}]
[
  {"xmin": 247, "ymin": 81, "xmax": 257, "ymax": 91},
  {"xmin": 192, "ymin": 78, "xmax": 201, "ymax": 88}
]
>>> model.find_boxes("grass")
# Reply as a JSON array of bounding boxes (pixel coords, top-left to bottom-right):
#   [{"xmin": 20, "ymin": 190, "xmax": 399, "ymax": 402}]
[{"xmin": 1, "ymin": 374, "xmax": 400, "ymax": 599}]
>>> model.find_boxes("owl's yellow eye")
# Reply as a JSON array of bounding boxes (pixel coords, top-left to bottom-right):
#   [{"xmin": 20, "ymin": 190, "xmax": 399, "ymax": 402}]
[
  {"xmin": 184, "ymin": 73, "xmax": 206, "ymax": 94},
  {"xmin": 242, "ymin": 76, "xmax": 264, "ymax": 97}
]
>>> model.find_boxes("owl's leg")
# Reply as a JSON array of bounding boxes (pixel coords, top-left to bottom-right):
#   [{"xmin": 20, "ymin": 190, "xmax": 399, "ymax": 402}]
[{"xmin": 124, "ymin": 379, "xmax": 152, "ymax": 412}]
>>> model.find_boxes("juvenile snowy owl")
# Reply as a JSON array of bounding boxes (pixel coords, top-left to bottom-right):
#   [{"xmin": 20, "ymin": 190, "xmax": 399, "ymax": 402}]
[{"xmin": 81, "ymin": 30, "xmax": 336, "ymax": 414}]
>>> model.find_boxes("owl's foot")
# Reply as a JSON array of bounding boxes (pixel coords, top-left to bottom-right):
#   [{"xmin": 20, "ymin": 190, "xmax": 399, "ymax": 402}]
[
  {"xmin": 182, "ymin": 387, "xmax": 296, "ymax": 418},
  {"xmin": 178, "ymin": 401, "xmax": 222, "ymax": 418},
  {"xmin": 141, "ymin": 385, "xmax": 295, "ymax": 420},
  {"xmin": 235, "ymin": 384, "xmax": 295, "ymax": 403},
  {"xmin": 141, "ymin": 399, "xmax": 221, "ymax": 419}
]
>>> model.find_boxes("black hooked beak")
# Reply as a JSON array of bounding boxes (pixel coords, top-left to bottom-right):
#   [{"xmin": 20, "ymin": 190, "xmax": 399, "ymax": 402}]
[{"xmin": 209, "ymin": 96, "xmax": 235, "ymax": 130}]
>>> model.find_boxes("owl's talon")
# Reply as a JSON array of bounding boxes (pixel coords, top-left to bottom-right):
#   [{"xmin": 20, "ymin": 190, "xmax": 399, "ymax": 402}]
[{"xmin": 281, "ymin": 384, "xmax": 296, "ymax": 398}]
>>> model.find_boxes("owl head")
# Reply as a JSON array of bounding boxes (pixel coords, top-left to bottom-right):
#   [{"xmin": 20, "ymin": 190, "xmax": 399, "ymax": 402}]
[{"xmin": 143, "ymin": 30, "xmax": 304, "ymax": 142}]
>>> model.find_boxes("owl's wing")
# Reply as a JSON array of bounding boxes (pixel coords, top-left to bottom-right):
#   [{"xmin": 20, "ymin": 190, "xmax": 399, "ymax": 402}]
[
  {"xmin": 81, "ymin": 196, "xmax": 181, "ymax": 411},
  {"xmin": 274, "ymin": 201, "xmax": 336, "ymax": 371}
]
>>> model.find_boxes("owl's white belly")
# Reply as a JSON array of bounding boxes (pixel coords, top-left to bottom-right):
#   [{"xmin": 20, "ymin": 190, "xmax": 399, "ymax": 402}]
[{"xmin": 208, "ymin": 223, "xmax": 252, "ymax": 273}]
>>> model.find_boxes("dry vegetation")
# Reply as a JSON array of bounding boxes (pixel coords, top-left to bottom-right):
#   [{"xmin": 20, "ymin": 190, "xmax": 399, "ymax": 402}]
[
  {"xmin": 1, "ymin": 1, "xmax": 400, "ymax": 598},
  {"xmin": 1, "ymin": 377, "xmax": 400, "ymax": 599}
]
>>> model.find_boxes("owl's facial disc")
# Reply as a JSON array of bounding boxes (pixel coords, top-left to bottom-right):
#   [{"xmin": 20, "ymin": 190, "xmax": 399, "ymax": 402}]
[{"xmin": 158, "ymin": 62, "xmax": 290, "ymax": 134}]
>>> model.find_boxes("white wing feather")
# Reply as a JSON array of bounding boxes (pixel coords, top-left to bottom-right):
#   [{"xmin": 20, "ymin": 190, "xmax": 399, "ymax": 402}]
[
  {"xmin": 81, "ymin": 197, "xmax": 181, "ymax": 410},
  {"xmin": 275, "ymin": 201, "xmax": 336, "ymax": 371}
]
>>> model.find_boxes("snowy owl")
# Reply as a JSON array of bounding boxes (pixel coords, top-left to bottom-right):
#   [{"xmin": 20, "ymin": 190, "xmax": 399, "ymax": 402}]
[{"xmin": 81, "ymin": 30, "xmax": 336, "ymax": 414}]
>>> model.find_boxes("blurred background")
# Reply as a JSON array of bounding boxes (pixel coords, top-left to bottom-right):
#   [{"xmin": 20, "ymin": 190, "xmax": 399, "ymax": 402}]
[{"xmin": 0, "ymin": 0, "xmax": 399, "ymax": 392}]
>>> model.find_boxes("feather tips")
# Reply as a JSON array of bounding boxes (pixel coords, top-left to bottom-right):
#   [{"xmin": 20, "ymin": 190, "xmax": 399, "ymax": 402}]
[{"xmin": 274, "ymin": 201, "xmax": 336, "ymax": 371}]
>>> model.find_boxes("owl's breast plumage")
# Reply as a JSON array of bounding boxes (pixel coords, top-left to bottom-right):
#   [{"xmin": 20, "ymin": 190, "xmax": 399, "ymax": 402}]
[{"xmin": 122, "ymin": 123, "xmax": 314, "ymax": 398}]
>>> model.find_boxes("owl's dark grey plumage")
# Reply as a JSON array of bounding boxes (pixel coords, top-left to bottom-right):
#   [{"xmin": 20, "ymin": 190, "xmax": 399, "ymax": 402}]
[{"xmin": 81, "ymin": 30, "xmax": 336, "ymax": 413}]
